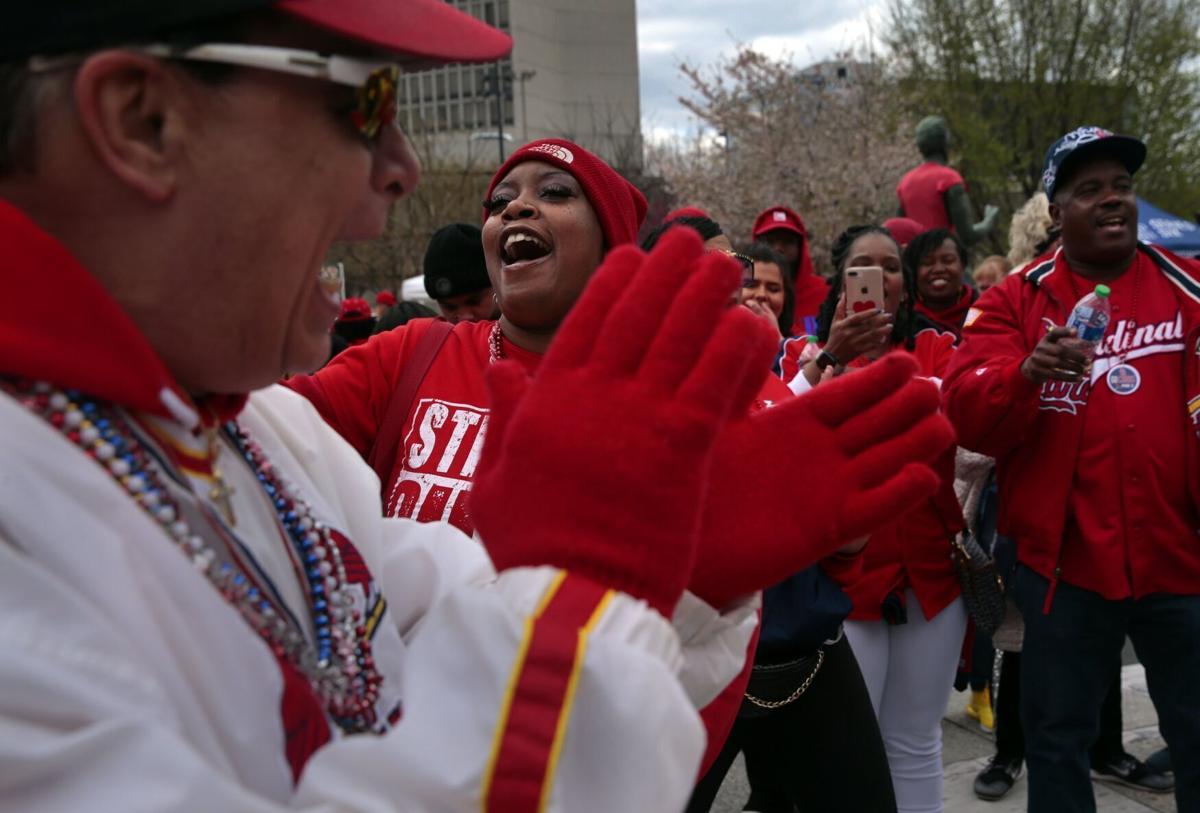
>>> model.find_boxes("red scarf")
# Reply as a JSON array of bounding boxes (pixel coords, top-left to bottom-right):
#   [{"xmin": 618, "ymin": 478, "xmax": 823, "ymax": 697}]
[{"xmin": 914, "ymin": 285, "xmax": 977, "ymax": 339}]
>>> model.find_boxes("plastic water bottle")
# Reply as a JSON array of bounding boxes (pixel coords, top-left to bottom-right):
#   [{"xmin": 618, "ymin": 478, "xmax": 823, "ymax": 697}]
[{"xmin": 1064, "ymin": 284, "xmax": 1112, "ymax": 360}]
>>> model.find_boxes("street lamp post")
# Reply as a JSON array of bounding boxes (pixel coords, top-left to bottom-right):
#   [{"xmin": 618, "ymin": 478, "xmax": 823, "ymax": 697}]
[
  {"xmin": 485, "ymin": 61, "xmax": 506, "ymax": 163},
  {"xmin": 517, "ymin": 69, "xmax": 536, "ymax": 142}
]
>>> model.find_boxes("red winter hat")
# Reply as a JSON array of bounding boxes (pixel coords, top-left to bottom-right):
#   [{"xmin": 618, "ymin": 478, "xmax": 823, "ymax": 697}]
[
  {"xmin": 485, "ymin": 139, "xmax": 648, "ymax": 248},
  {"xmin": 375, "ymin": 290, "xmax": 397, "ymax": 307},
  {"xmin": 337, "ymin": 297, "xmax": 373, "ymax": 323},
  {"xmin": 752, "ymin": 206, "xmax": 808, "ymax": 239},
  {"xmin": 883, "ymin": 217, "xmax": 926, "ymax": 249}
]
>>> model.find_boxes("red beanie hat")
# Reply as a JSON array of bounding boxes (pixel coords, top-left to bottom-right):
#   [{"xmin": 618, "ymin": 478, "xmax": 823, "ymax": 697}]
[
  {"xmin": 751, "ymin": 205, "xmax": 808, "ymax": 239},
  {"xmin": 883, "ymin": 217, "xmax": 926, "ymax": 248},
  {"xmin": 375, "ymin": 290, "xmax": 397, "ymax": 308},
  {"xmin": 485, "ymin": 138, "xmax": 648, "ymax": 247}
]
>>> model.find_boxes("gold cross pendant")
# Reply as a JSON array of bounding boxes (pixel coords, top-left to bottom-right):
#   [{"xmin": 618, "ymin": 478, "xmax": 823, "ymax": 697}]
[
  {"xmin": 209, "ymin": 467, "xmax": 237, "ymax": 527},
  {"xmin": 203, "ymin": 426, "xmax": 237, "ymax": 527}
]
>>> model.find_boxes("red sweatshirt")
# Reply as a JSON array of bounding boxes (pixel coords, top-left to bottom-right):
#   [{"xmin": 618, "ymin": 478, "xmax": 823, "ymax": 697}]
[{"xmin": 942, "ymin": 246, "xmax": 1200, "ymax": 608}]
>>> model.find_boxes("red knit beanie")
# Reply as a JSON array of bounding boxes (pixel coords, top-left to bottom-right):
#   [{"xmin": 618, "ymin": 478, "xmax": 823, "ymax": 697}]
[{"xmin": 485, "ymin": 138, "xmax": 648, "ymax": 247}]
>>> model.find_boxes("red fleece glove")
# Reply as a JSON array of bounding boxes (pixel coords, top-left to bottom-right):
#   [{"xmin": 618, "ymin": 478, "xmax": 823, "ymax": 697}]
[
  {"xmin": 690, "ymin": 353, "xmax": 955, "ymax": 609},
  {"xmin": 470, "ymin": 229, "xmax": 776, "ymax": 618}
]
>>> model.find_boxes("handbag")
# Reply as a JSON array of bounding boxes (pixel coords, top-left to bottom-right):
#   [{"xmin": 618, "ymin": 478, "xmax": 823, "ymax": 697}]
[{"xmin": 931, "ymin": 499, "xmax": 1006, "ymax": 637}]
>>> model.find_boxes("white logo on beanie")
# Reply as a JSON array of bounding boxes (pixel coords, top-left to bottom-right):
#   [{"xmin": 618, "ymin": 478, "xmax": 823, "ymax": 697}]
[
  {"xmin": 527, "ymin": 142, "xmax": 575, "ymax": 164},
  {"xmin": 773, "ymin": 211, "xmax": 787, "ymax": 222}
]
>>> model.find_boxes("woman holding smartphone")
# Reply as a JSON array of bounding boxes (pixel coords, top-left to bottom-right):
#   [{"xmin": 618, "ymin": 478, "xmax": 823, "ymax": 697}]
[{"xmin": 780, "ymin": 225, "xmax": 965, "ymax": 813}]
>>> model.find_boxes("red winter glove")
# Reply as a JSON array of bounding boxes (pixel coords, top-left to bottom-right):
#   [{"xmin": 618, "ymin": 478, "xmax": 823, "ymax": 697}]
[
  {"xmin": 689, "ymin": 353, "xmax": 955, "ymax": 609},
  {"xmin": 470, "ymin": 229, "xmax": 777, "ymax": 618}
]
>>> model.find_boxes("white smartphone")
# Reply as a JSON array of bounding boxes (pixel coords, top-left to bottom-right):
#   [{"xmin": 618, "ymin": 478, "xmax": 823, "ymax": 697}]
[{"xmin": 845, "ymin": 266, "xmax": 885, "ymax": 313}]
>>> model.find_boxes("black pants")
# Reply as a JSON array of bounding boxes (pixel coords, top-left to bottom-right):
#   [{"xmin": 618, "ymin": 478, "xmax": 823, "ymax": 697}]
[
  {"xmin": 687, "ymin": 634, "xmax": 897, "ymax": 813},
  {"xmin": 1014, "ymin": 565, "xmax": 1200, "ymax": 813},
  {"xmin": 993, "ymin": 650, "xmax": 1124, "ymax": 764}
]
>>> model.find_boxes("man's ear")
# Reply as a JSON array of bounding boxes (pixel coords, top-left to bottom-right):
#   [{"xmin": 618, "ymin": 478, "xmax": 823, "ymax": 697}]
[
  {"xmin": 1048, "ymin": 196, "xmax": 1064, "ymax": 231},
  {"xmin": 72, "ymin": 51, "xmax": 179, "ymax": 202}
]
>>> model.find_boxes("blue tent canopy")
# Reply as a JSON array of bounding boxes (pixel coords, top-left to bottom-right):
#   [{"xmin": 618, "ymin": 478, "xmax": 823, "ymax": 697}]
[{"xmin": 1138, "ymin": 197, "xmax": 1200, "ymax": 256}]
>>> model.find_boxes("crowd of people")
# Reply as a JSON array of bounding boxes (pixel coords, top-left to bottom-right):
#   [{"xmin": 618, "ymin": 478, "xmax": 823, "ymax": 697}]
[{"xmin": 1, "ymin": 3, "xmax": 1198, "ymax": 813}]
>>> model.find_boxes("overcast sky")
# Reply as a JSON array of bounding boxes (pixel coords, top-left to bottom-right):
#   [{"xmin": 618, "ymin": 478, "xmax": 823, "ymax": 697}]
[{"xmin": 636, "ymin": 0, "xmax": 887, "ymax": 141}]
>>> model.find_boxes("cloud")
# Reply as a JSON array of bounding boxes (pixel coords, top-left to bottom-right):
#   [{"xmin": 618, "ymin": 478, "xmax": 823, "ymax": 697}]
[{"xmin": 637, "ymin": 1, "xmax": 887, "ymax": 140}]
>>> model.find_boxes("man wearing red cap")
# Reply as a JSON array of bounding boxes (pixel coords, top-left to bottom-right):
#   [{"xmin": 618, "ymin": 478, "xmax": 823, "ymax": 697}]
[
  {"xmin": 751, "ymin": 205, "xmax": 829, "ymax": 336},
  {"xmin": 0, "ymin": 2, "xmax": 959, "ymax": 809},
  {"xmin": 0, "ymin": 5, "xmax": 948, "ymax": 811}
]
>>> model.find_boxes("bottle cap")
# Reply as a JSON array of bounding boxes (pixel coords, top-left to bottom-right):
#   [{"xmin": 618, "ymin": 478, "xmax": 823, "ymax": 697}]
[
  {"xmin": 1095, "ymin": 284, "xmax": 1111, "ymax": 298},
  {"xmin": 806, "ymin": 334, "xmax": 820, "ymax": 343}
]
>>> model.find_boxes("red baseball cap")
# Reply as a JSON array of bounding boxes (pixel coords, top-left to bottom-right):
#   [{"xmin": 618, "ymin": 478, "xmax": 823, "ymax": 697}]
[
  {"xmin": 752, "ymin": 206, "xmax": 808, "ymax": 239},
  {"xmin": 276, "ymin": 0, "xmax": 511, "ymax": 65},
  {"xmin": 7, "ymin": 0, "xmax": 511, "ymax": 64}
]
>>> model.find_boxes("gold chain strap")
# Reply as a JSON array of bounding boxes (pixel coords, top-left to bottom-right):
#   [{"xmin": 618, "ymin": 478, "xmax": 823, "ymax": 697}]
[{"xmin": 743, "ymin": 648, "xmax": 826, "ymax": 710}]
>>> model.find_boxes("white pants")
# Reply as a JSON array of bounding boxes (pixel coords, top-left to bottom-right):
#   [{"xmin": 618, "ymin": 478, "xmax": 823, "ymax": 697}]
[{"xmin": 845, "ymin": 592, "xmax": 967, "ymax": 813}]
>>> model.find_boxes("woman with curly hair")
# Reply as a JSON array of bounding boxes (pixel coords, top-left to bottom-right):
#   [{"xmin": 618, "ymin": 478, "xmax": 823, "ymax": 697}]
[{"xmin": 1006, "ymin": 192, "xmax": 1060, "ymax": 269}]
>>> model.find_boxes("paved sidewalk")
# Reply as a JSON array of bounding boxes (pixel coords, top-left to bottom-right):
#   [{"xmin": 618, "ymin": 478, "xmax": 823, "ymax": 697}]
[{"xmin": 711, "ymin": 664, "xmax": 1174, "ymax": 812}]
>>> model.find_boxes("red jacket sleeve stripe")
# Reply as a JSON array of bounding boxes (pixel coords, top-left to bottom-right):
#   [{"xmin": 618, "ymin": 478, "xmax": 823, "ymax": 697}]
[{"xmin": 482, "ymin": 572, "xmax": 615, "ymax": 812}]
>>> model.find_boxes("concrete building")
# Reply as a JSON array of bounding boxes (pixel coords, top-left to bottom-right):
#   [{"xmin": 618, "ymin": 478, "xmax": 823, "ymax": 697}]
[{"xmin": 396, "ymin": 0, "xmax": 642, "ymax": 170}]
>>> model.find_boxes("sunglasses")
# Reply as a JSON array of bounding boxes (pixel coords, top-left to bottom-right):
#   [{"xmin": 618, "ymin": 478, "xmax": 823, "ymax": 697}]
[{"xmin": 31, "ymin": 43, "xmax": 402, "ymax": 144}]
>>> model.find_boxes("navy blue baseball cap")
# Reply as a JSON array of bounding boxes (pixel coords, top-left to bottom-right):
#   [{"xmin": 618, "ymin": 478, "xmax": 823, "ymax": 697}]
[{"xmin": 1042, "ymin": 126, "xmax": 1146, "ymax": 199}]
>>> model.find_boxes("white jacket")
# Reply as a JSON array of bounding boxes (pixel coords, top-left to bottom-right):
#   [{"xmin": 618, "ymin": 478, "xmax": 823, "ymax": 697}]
[{"xmin": 0, "ymin": 384, "xmax": 754, "ymax": 812}]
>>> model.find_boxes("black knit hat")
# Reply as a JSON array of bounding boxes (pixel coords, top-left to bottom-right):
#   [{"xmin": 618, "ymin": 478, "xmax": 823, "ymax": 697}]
[{"xmin": 423, "ymin": 223, "xmax": 490, "ymax": 300}]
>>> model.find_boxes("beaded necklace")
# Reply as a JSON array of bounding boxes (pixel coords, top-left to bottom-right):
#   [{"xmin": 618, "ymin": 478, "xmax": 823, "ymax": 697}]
[
  {"xmin": 5, "ymin": 379, "xmax": 382, "ymax": 733},
  {"xmin": 488, "ymin": 321, "xmax": 505, "ymax": 363}
]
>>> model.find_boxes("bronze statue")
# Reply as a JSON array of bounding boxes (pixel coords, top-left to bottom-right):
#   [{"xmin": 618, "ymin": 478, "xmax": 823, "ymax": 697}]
[{"xmin": 896, "ymin": 116, "xmax": 998, "ymax": 247}]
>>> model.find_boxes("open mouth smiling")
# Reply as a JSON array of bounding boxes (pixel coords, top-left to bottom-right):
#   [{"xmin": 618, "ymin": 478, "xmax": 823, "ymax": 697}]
[{"xmin": 501, "ymin": 229, "xmax": 551, "ymax": 267}]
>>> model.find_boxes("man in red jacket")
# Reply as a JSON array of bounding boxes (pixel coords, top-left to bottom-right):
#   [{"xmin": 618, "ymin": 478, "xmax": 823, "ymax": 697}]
[{"xmin": 943, "ymin": 126, "xmax": 1200, "ymax": 813}]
